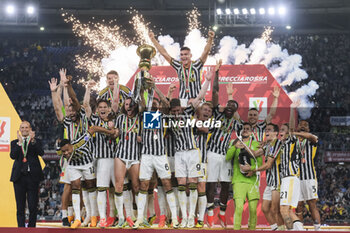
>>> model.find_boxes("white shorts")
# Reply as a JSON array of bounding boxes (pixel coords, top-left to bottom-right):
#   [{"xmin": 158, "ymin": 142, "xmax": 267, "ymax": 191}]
[
  {"xmin": 139, "ymin": 154, "xmax": 171, "ymax": 180},
  {"xmin": 59, "ymin": 160, "xmax": 71, "ymax": 184},
  {"xmin": 168, "ymin": 157, "xmax": 175, "ymax": 173},
  {"xmin": 299, "ymin": 179, "xmax": 318, "ymax": 201},
  {"xmin": 207, "ymin": 151, "xmax": 232, "ymax": 182},
  {"xmin": 96, "ymin": 158, "xmax": 115, "ymax": 187},
  {"xmin": 280, "ymin": 176, "xmax": 300, "ymax": 208},
  {"xmin": 175, "ymin": 149, "xmax": 202, "ymax": 178},
  {"xmin": 198, "ymin": 163, "xmax": 207, "ymax": 183},
  {"xmin": 263, "ymin": 185, "xmax": 279, "ymax": 201},
  {"xmin": 120, "ymin": 159, "xmax": 140, "ymax": 170},
  {"xmin": 66, "ymin": 163, "xmax": 95, "ymax": 182}
]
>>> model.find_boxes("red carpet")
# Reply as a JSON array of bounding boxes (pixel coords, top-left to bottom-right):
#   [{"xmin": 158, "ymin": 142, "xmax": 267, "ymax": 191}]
[{"xmin": 0, "ymin": 228, "xmax": 349, "ymax": 233}]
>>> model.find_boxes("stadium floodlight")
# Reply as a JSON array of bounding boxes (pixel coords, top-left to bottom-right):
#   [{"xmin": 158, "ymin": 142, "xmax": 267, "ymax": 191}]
[
  {"xmin": 242, "ymin": 8, "xmax": 248, "ymax": 15},
  {"xmin": 40, "ymin": 26, "xmax": 45, "ymax": 31},
  {"xmin": 278, "ymin": 6, "xmax": 286, "ymax": 15},
  {"xmin": 216, "ymin": 8, "xmax": 222, "ymax": 15},
  {"xmin": 6, "ymin": 4, "xmax": 15, "ymax": 15},
  {"xmin": 286, "ymin": 25, "xmax": 291, "ymax": 30},
  {"xmin": 250, "ymin": 8, "xmax": 256, "ymax": 15},
  {"xmin": 27, "ymin": 6, "xmax": 35, "ymax": 15},
  {"xmin": 213, "ymin": 25, "xmax": 218, "ymax": 31},
  {"xmin": 259, "ymin": 8, "xmax": 265, "ymax": 15},
  {"xmin": 233, "ymin": 8, "xmax": 239, "ymax": 15},
  {"xmin": 225, "ymin": 8, "xmax": 231, "ymax": 14},
  {"xmin": 268, "ymin": 7, "xmax": 275, "ymax": 15}
]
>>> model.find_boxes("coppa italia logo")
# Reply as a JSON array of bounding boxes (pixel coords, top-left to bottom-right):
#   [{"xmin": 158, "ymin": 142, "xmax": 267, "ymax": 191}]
[
  {"xmin": 0, "ymin": 117, "xmax": 11, "ymax": 152},
  {"xmin": 0, "ymin": 120, "xmax": 6, "ymax": 137},
  {"xmin": 249, "ymin": 97, "xmax": 268, "ymax": 120}
]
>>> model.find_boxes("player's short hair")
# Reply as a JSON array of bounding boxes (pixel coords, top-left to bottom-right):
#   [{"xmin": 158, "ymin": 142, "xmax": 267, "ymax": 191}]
[
  {"xmin": 180, "ymin": 47, "xmax": 191, "ymax": 52},
  {"xmin": 107, "ymin": 70, "xmax": 119, "ymax": 76},
  {"xmin": 248, "ymin": 108, "xmax": 259, "ymax": 112},
  {"xmin": 227, "ymin": 100, "xmax": 239, "ymax": 109},
  {"xmin": 201, "ymin": 102, "xmax": 213, "ymax": 109},
  {"xmin": 59, "ymin": 139, "xmax": 71, "ymax": 148},
  {"xmin": 170, "ymin": 98, "xmax": 181, "ymax": 109},
  {"xmin": 243, "ymin": 122, "xmax": 252, "ymax": 128},
  {"xmin": 299, "ymin": 119, "xmax": 309, "ymax": 125},
  {"xmin": 121, "ymin": 97, "xmax": 138, "ymax": 115},
  {"xmin": 153, "ymin": 97, "xmax": 160, "ymax": 104},
  {"xmin": 267, "ymin": 123, "xmax": 279, "ymax": 132},
  {"xmin": 282, "ymin": 123, "xmax": 289, "ymax": 129},
  {"xmin": 97, "ymin": 99, "xmax": 111, "ymax": 107}
]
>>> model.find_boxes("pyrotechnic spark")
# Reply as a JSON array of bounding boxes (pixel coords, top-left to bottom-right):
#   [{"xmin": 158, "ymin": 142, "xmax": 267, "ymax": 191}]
[
  {"xmin": 75, "ymin": 53, "xmax": 103, "ymax": 78},
  {"xmin": 62, "ymin": 12, "xmax": 128, "ymax": 56},
  {"xmin": 261, "ymin": 26, "xmax": 274, "ymax": 43},
  {"xmin": 128, "ymin": 9, "xmax": 153, "ymax": 45},
  {"xmin": 186, "ymin": 6, "xmax": 201, "ymax": 32}
]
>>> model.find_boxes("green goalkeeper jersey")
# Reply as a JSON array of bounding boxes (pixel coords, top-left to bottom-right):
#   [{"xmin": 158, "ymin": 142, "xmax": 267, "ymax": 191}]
[{"xmin": 226, "ymin": 138, "xmax": 262, "ymax": 184}]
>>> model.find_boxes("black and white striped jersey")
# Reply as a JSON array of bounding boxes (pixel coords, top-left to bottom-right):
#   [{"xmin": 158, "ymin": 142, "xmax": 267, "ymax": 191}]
[
  {"xmin": 241, "ymin": 120, "xmax": 266, "ymax": 142},
  {"xmin": 298, "ymin": 138, "xmax": 318, "ymax": 180},
  {"xmin": 165, "ymin": 129, "xmax": 175, "ymax": 158},
  {"xmin": 207, "ymin": 106, "xmax": 243, "ymax": 156},
  {"xmin": 115, "ymin": 113, "xmax": 141, "ymax": 161},
  {"xmin": 195, "ymin": 131, "xmax": 210, "ymax": 163},
  {"xmin": 89, "ymin": 114, "xmax": 117, "ymax": 159},
  {"xmin": 171, "ymin": 58, "xmax": 203, "ymax": 99},
  {"xmin": 69, "ymin": 132, "xmax": 94, "ymax": 166},
  {"xmin": 280, "ymin": 135, "xmax": 300, "ymax": 179},
  {"xmin": 139, "ymin": 117, "xmax": 167, "ymax": 156},
  {"xmin": 168, "ymin": 106, "xmax": 198, "ymax": 151},
  {"xmin": 97, "ymin": 85, "xmax": 131, "ymax": 105},
  {"xmin": 264, "ymin": 139, "xmax": 284, "ymax": 187},
  {"xmin": 63, "ymin": 107, "xmax": 89, "ymax": 142}
]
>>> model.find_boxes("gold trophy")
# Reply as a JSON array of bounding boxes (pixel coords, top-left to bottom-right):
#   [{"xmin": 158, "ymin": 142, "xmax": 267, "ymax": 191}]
[{"xmin": 133, "ymin": 44, "xmax": 156, "ymax": 109}]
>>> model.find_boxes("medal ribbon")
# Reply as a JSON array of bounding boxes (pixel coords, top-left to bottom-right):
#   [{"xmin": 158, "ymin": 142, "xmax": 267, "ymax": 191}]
[
  {"xmin": 297, "ymin": 138, "xmax": 307, "ymax": 161},
  {"xmin": 125, "ymin": 116, "xmax": 137, "ymax": 135},
  {"xmin": 223, "ymin": 116, "xmax": 234, "ymax": 133},
  {"xmin": 108, "ymin": 88, "xmax": 113, "ymax": 101},
  {"xmin": 252, "ymin": 127, "xmax": 261, "ymax": 142},
  {"xmin": 181, "ymin": 62, "xmax": 193, "ymax": 93},
  {"xmin": 21, "ymin": 137, "xmax": 31, "ymax": 160},
  {"xmin": 70, "ymin": 121, "xmax": 81, "ymax": 140}
]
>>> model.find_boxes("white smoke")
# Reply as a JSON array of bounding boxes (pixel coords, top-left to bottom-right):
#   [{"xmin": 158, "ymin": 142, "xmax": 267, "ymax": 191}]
[
  {"xmin": 101, "ymin": 29, "xmax": 318, "ymax": 119},
  {"xmin": 288, "ymin": 80, "xmax": 319, "ymax": 119}
]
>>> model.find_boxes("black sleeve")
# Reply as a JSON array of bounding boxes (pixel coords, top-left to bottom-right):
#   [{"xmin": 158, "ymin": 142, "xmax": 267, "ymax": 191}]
[{"xmin": 10, "ymin": 140, "xmax": 21, "ymax": 160}]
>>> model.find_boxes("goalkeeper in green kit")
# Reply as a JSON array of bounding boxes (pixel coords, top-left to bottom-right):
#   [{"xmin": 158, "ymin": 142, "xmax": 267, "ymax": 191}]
[{"xmin": 226, "ymin": 122, "xmax": 262, "ymax": 230}]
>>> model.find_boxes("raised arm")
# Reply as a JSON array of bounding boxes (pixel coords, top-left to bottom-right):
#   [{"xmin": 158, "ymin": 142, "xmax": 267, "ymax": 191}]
[
  {"xmin": 88, "ymin": 125, "xmax": 115, "ymax": 137},
  {"xmin": 49, "ymin": 77, "xmax": 64, "ymax": 122},
  {"xmin": 265, "ymin": 86, "xmax": 280, "ymax": 124},
  {"xmin": 149, "ymin": 32, "xmax": 172, "ymax": 64},
  {"xmin": 199, "ymin": 30, "xmax": 215, "ymax": 64},
  {"xmin": 292, "ymin": 132, "xmax": 318, "ymax": 144},
  {"xmin": 212, "ymin": 59, "xmax": 222, "ymax": 108},
  {"xmin": 84, "ymin": 80, "xmax": 96, "ymax": 118},
  {"xmin": 151, "ymin": 79, "xmax": 170, "ymax": 109},
  {"xmin": 64, "ymin": 76, "xmax": 81, "ymax": 112},
  {"xmin": 166, "ymin": 83, "xmax": 177, "ymax": 100},
  {"xmin": 111, "ymin": 75, "xmax": 120, "ymax": 113},
  {"xmin": 226, "ymin": 82, "xmax": 235, "ymax": 101},
  {"xmin": 191, "ymin": 68, "xmax": 213, "ymax": 109},
  {"xmin": 289, "ymin": 100, "xmax": 300, "ymax": 132}
]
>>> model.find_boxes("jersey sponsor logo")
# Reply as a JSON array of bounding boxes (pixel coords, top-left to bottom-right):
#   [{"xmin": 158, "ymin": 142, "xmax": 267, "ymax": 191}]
[
  {"xmin": 249, "ymin": 97, "xmax": 267, "ymax": 120},
  {"xmin": 143, "ymin": 111, "xmax": 162, "ymax": 129}
]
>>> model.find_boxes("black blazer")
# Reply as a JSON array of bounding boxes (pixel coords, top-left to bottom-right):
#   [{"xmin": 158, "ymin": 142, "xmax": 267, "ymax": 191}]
[{"xmin": 10, "ymin": 139, "xmax": 45, "ymax": 183}]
